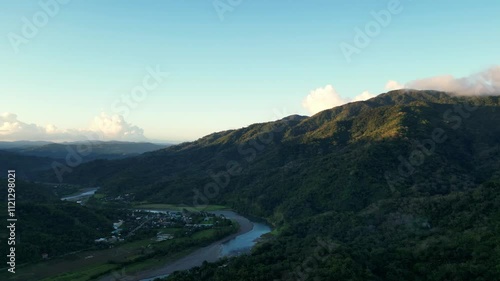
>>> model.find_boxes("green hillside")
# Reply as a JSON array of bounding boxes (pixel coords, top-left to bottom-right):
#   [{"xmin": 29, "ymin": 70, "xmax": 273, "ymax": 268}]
[
  {"xmin": 52, "ymin": 90, "xmax": 500, "ymax": 216},
  {"xmin": 0, "ymin": 151, "xmax": 58, "ymax": 181},
  {"xmin": 0, "ymin": 181, "xmax": 117, "ymax": 264},
  {"xmin": 39, "ymin": 90, "xmax": 500, "ymax": 280}
]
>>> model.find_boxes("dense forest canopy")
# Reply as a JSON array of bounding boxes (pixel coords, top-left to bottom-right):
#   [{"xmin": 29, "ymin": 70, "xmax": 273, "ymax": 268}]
[{"xmin": 3, "ymin": 90, "xmax": 500, "ymax": 280}]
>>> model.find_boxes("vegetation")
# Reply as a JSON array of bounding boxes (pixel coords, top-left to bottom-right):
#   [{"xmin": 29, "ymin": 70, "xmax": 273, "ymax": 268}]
[
  {"xmin": 0, "ymin": 151, "xmax": 57, "ymax": 181},
  {"xmin": 166, "ymin": 181, "xmax": 500, "ymax": 281},
  {"xmin": 0, "ymin": 181, "xmax": 120, "ymax": 264},
  {"xmin": 4, "ymin": 90, "xmax": 500, "ymax": 280}
]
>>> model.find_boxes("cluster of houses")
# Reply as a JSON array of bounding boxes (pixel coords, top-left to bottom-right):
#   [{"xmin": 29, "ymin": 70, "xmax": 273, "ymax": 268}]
[{"xmin": 95, "ymin": 209, "xmax": 227, "ymax": 245}]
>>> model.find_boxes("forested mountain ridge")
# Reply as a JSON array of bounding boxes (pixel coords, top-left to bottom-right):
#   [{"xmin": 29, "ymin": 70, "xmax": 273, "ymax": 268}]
[
  {"xmin": 0, "ymin": 181, "xmax": 116, "ymax": 264},
  {"xmin": 0, "ymin": 150, "xmax": 58, "ymax": 180},
  {"xmin": 50, "ymin": 90, "xmax": 500, "ymax": 219},
  {"xmin": 163, "ymin": 90, "xmax": 500, "ymax": 281},
  {"xmin": 31, "ymin": 89, "xmax": 500, "ymax": 279}
]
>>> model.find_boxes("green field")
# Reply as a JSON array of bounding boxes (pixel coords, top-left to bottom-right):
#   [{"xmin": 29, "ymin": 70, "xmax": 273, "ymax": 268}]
[
  {"xmin": 40, "ymin": 264, "xmax": 117, "ymax": 281},
  {"xmin": 2, "ymin": 224, "xmax": 236, "ymax": 281},
  {"xmin": 92, "ymin": 193, "xmax": 106, "ymax": 199}
]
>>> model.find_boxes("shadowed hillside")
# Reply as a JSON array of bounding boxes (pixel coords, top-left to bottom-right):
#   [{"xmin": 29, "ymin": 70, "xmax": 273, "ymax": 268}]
[
  {"xmin": 51, "ymin": 90, "xmax": 500, "ymax": 218},
  {"xmin": 35, "ymin": 90, "xmax": 500, "ymax": 280}
]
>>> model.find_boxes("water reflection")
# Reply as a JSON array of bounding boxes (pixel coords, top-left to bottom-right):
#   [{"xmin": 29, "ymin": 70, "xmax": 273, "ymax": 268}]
[{"xmin": 220, "ymin": 222, "xmax": 271, "ymax": 257}]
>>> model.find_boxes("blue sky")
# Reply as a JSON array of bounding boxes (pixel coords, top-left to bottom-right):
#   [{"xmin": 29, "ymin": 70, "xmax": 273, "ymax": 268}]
[{"xmin": 1, "ymin": 0, "xmax": 499, "ymax": 142}]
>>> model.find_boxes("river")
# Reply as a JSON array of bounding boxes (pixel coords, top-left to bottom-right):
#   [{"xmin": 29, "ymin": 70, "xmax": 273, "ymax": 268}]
[
  {"xmin": 213, "ymin": 211, "xmax": 271, "ymax": 258},
  {"xmin": 60, "ymin": 187, "xmax": 99, "ymax": 201}
]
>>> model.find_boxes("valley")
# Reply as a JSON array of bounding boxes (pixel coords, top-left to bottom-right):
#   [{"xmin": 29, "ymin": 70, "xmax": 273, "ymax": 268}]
[
  {"xmin": 2, "ymin": 91, "xmax": 500, "ymax": 280},
  {"xmin": 0, "ymin": 186, "xmax": 270, "ymax": 281},
  {"xmin": 4, "ymin": 1, "xmax": 499, "ymax": 279}
]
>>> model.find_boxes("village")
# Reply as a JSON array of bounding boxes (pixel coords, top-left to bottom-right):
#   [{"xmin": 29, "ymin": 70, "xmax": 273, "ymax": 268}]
[{"xmin": 94, "ymin": 208, "xmax": 233, "ymax": 245}]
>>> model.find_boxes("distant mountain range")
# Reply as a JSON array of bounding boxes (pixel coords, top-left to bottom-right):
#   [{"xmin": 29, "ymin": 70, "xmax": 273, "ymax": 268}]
[
  {"xmin": 0, "ymin": 140, "xmax": 52, "ymax": 149},
  {"xmin": 0, "ymin": 141, "xmax": 170, "ymax": 180},
  {"xmin": 1, "ymin": 140, "xmax": 169, "ymax": 160}
]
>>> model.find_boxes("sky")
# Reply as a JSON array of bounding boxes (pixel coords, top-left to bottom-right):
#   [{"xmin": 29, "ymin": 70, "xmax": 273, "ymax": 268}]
[{"xmin": 1, "ymin": 0, "xmax": 499, "ymax": 142}]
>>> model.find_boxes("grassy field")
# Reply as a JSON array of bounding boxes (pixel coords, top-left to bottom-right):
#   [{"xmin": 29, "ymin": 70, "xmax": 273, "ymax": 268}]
[
  {"xmin": 2, "ymin": 225, "xmax": 234, "ymax": 281},
  {"xmin": 1, "ymin": 238, "xmax": 148, "ymax": 281},
  {"xmin": 134, "ymin": 203, "xmax": 229, "ymax": 212},
  {"xmin": 40, "ymin": 264, "xmax": 117, "ymax": 281},
  {"xmin": 1, "ymin": 237, "xmax": 156, "ymax": 281},
  {"xmin": 191, "ymin": 228, "xmax": 218, "ymax": 239},
  {"xmin": 92, "ymin": 193, "xmax": 106, "ymax": 199}
]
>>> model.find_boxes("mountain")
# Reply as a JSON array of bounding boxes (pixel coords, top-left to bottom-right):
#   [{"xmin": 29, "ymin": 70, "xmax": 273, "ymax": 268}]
[
  {"xmin": 40, "ymin": 90, "xmax": 500, "ymax": 280},
  {"xmin": 0, "ymin": 141, "xmax": 169, "ymax": 181},
  {"xmin": 5, "ymin": 141, "xmax": 169, "ymax": 161},
  {"xmin": 0, "ymin": 150, "xmax": 59, "ymax": 180},
  {"xmin": 0, "ymin": 140, "xmax": 52, "ymax": 149},
  {"xmin": 51, "ymin": 90, "xmax": 500, "ymax": 215},
  {"xmin": 0, "ymin": 181, "xmax": 117, "ymax": 265}
]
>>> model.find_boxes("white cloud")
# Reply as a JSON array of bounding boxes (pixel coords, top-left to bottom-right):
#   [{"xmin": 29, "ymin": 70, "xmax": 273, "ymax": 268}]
[
  {"xmin": 0, "ymin": 112, "xmax": 47, "ymax": 140},
  {"xmin": 0, "ymin": 112, "xmax": 147, "ymax": 142},
  {"xmin": 302, "ymin": 85, "xmax": 378, "ymax": 115},
  {"xmin": 385, "ymin": 80, "xmax": 404, "ymax": 91},
  {"xmin": 45, "ymin": 124, "xmax": 58, "ymax": 134},
  {"xmin": 90, "ymin": 113, "xmax": 145, "ymax": 141},
  {"xmin": 406, "ymin": 66, "xmax": 500, "ymax": 95},
  {"xmin": 302, "ymin": 85, "xmax": 346, "ymax": 114},
  {"xmin": 352, "ymin": 91, "xmax": 376, "ymax": 102}
]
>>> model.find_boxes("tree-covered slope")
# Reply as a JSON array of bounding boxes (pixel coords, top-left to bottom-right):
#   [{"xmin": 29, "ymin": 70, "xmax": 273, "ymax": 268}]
[
  {"xmin": 0, "ymin": 151, "xmax": 58, "ymax": 180},
  {"xmin": 0, "ymin": 181, "xmax": 117, "ymax": 264},
  {"xmin": 51, "ymin": 90, "xmax": 500, "ymax": 218},
  {"xmin": 34, "ymin": 89, "xmax": 500, "ymax": 280}
]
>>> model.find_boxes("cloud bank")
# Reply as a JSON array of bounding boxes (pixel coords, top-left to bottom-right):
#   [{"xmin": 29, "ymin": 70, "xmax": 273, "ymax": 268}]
[
  {"xmin": 89, "ymin": 113, "xmax": 145, "ymax": 141},
  {"xmin": 302, "ymin": 66, "xmax": 500, "ymax": 115},
  {"xmin": 0, "ymin": 112, "xmax": 147, "ymax": 142},
  {"xmin": 302, "ymin": 85, "xmax": 376, "ymax": 114},
  {"xmin": 385, "ymin": 80, "xmax": 404, "ymax": 91},
  {"xmin": 401, "ymin": 66, "xmax": 500, "ymax": 95}
]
